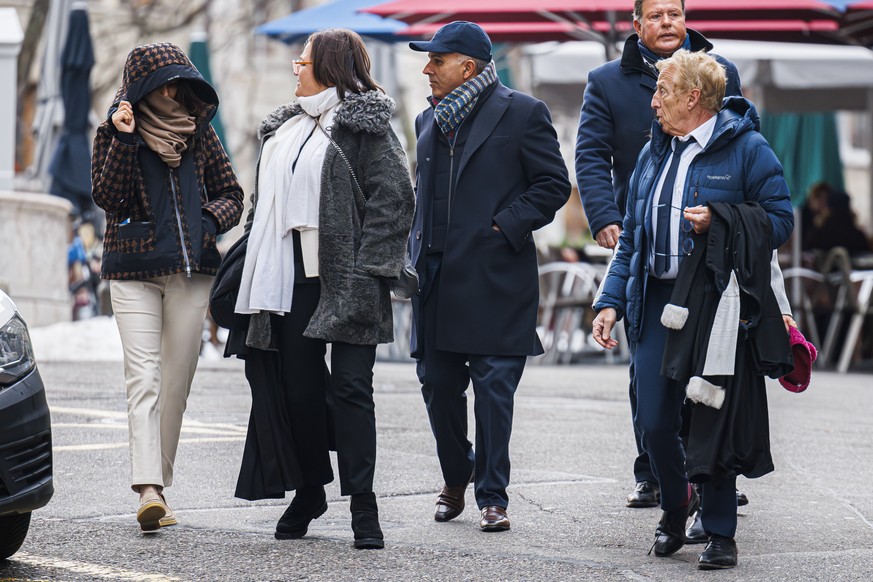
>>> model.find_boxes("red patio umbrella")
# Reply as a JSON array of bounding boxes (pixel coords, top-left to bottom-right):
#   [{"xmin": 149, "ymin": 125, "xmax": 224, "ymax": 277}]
[
  {"xmin": 399, "ymin": 18, "xmax": 843, "ymax": 44},
  {"xmin": 842, "ymin": 1, "xmax": 873, "ymax": 45},
  {"xmin": 399, "ymin": 21, "xmax": 602, "ymax": 43},
  {"xmin": 367, "ymin": 0, "xmax": 843, "ymax": 49},
  {"xmin": 364, "ymin": 0, "xmax": 842, "ymax": 24}
]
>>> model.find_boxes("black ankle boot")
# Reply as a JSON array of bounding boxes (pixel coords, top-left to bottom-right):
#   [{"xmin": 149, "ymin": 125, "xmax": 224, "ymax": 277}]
[
  {"xmin": 350, "ymin": 492, "xmax": 384, "ymax": 549},
  {"xmin": 275, "ymin": 485, "xmax": 327, "ymax": 540}
]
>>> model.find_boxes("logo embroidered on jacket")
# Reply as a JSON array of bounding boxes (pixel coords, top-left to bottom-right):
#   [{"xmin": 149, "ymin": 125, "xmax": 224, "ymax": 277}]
[{"xmin": 707, "ymin": 174, "xmax": 732, "ymax": 180}]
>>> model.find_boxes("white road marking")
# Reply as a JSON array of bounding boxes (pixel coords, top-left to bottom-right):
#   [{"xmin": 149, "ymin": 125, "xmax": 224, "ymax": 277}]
[
  {"xmin": 12, "ymin": 552, "xmax": 182, "ymax": 581},
  {"xmin": 49, "ymin": 405, "xmax": 248, "ymax": 456},
  {"xmin": 51, "ymin": 406, "xmax": 126, "ymax": 419},
  {"xmin": 51, "ymin": 423, "xmax": 244, "ymax": 436},
  {"xmin": 50, "ymin": 407, "xmax": 247, "ymax": 432},
  {"xmin": 55, "ymin": 437, "xmax": 244, "ymax": 452}
]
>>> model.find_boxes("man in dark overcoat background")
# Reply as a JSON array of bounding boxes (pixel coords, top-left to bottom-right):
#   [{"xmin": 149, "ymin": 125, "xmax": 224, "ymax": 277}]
[
  {"xmin": 574, "ymin": 0, "xmax": 742, "ymax": 510},
  {"xmin": 407, "ymin": 21, "xmax": 571, "ymax": 532}
]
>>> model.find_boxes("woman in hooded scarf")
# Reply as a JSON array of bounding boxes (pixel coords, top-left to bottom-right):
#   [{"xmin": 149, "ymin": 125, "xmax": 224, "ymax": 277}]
[{"xmin": 91, "ymin": 43, "xmax": 243, "ymax": 532}]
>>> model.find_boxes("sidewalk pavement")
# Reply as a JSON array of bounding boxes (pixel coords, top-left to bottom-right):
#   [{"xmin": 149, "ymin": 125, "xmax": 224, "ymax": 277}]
[{"xmin": 22, "ymin": 359, "xmax": 873, "ymax": 581}]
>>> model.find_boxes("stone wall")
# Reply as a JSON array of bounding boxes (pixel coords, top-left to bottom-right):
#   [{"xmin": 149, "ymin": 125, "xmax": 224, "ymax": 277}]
[{"xmin": 0, "ymin": 191, "xmax": 72, "ymax": 326}]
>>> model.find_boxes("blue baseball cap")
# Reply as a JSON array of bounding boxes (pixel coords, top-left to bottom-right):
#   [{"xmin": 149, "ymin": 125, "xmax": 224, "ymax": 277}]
[{"xmin": 409, "ymin": 21, "xmax": 492, "ymax": 62}]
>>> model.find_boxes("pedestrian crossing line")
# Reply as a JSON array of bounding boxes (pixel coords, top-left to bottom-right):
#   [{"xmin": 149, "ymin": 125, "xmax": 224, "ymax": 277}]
[
  {"xmin": 51, "ymin": 423, "xmax": 245, "ymax": 436},
  {"xmin": 50, "ymin": 406, "xmax": 127, "ymax": 419},
  {"xmin": 50, "ymin": 406, "xmax": 248, "ymax": 434},
  {"xmin": 12, "ymin": 552, "xmax": 182, "ymax": 582},
  {"xmin": 54, "ymin": 436, "xmax": 245, "ymax": 452},
  {"xmin": 180, "ymin": 419, "xmax": 248, "ymax": 433}
]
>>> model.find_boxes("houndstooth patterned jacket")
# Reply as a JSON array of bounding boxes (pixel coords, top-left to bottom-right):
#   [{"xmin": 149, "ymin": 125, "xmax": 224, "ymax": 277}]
[{"xmin": 92, "ymin": 43, "xmax": 243, "ymax": 280}]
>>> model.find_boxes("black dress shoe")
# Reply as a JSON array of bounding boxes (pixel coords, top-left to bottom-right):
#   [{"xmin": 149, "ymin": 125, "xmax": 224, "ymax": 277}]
[
  {"xmin": 736, "ymin": 489, "xmax": 749, "ymax": 507},
  {"xmin": 650, "ymin": 487, "xmax": 700, "ymax": 557},
  {"xmin": 275, "ymin": 486, "xmax": 328, "ymax": 540},
  {"xmin": 685, "ymin": 510, "xmax": 707, "ymax": 544},
  {"xmin": 351, "ymin": 492, "xmax": 384, "ymax": 549},
  {"xmin": 479, "ymin": 506, "xmax": 510, "ymax": 532},
  {"xmin": 698, "ymin": 534, "xmax": 738, "ymax": 570},
  {"xmin": 627, "ymin": 481, "xmax": 660, "ymax": 508}
]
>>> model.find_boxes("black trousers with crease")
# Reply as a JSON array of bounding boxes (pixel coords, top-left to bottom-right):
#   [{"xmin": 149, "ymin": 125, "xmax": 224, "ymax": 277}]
[{"xmin": 236, "ymin": 281, "xmax": 377, "ymax": 500}]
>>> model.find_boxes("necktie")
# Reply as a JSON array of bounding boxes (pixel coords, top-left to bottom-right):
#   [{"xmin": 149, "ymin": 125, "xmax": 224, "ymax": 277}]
[{"xmin": 654, "ymin": 137, "xmax": 694, "ymax": 275}]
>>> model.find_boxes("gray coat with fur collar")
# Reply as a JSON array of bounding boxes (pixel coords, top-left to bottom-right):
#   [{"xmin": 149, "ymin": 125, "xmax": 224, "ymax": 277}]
[{"xmin": 236, "ymin": 90, "xmax": 414, "ymax": 348}]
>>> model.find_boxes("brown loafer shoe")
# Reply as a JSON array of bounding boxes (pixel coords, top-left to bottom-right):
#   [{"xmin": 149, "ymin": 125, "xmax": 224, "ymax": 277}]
[
  {"xmin": 479, "ymin": 506, "xmax": 510, "ymax": 532},
  {"xmin": 158, "ymin": 493, "xmax": 177, "ymax": 527},
  {"xmin": 434, "ymin": 484, "xmax": 467, "ymax": 522},
  {"xmin": 137, "ymin": 496, "xmax": 168, "ymax": 532},
  {"xmin": 159, "ymin": 511, "xmax": 177, "ymax": 527}
]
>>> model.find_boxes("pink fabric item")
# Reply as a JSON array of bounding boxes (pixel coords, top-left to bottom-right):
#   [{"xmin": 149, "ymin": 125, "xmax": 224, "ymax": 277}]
[{"xmin": 779, "ymin": 326, "xmax": 817, "ymax": 393}]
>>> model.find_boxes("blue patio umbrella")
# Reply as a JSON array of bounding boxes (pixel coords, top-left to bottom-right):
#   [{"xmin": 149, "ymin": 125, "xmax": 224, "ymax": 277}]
[
  {"xmin": 257, "ymin": 0, "xmax": 412, "ymax": 44},
  {"xmin": 48, "ymin": 6, "xmax": 94, "ymax": 217},
  {"xmin": 822, "ymin": 0, "xmax": 859, "ymax": 9}
]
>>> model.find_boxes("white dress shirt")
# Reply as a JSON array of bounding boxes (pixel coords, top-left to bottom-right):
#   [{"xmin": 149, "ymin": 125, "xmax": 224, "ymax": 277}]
[{"xmin": 649, "ymin": 115, "xmax": 718, "ymax": 279}]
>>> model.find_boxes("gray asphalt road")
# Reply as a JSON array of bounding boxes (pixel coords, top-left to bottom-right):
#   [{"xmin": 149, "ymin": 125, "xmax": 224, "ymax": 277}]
[{"xmin": 2, "ymin": 358, "xmax": 872, "ymax": 581}]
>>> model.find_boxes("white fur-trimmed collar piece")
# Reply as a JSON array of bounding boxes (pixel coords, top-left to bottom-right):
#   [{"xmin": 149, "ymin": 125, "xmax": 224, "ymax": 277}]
[
  {"xmin": 661, "ymin": 303, "xmax": 689, "ymax": 330},
  {"xmin": 686, "ymin": 376, "xmax": 725, "ymax": 409}
]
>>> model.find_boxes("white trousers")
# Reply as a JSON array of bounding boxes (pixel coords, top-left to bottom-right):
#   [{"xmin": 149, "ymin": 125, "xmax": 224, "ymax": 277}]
[{"xmin": 110, "ymin": 273, "xmax": 212, "ymax": 490}]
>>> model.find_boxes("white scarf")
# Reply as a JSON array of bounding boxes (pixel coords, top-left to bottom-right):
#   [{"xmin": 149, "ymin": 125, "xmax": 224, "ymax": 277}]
[{"xmin": 235, "ymin": 88, "xmax": 341, "ymax": 315}]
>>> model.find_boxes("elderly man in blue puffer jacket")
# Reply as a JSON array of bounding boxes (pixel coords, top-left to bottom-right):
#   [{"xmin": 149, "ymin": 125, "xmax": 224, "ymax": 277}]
[{"xmin": 592, "ymin": 50, "xmax": 793, "ymax": 570}]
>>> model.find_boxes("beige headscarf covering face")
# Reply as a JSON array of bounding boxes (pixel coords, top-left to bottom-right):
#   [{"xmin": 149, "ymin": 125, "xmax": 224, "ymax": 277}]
[{"xmin": 136, "ymin": 89, "xmax": 196, "ymax": 168}]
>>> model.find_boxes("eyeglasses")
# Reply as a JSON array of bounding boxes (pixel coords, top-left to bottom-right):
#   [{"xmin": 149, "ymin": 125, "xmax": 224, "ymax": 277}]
[
  {"xmin": 653, "ymin": 203, "xmax": 695, "ymax": 256},
  {"xmin": 292, "ymin": 59, "xmax": 313, "ymax": 75}
]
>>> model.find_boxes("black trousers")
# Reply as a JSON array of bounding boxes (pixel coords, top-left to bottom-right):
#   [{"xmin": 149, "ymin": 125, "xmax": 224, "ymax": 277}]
[
  {"xmin": 237, "ymin": 281, "xmax": 377, "ymax": 500},
  {"xmin": 631, "ymin": 368, "xmax": 694, "ymax": 485},
  {"xmin": 417, "ymin": 253, "xmax": 526, "ymax": 509},
  {"xmin": 633, "ymin": 278, "xmax": 689, "ymax": 511},
  {"xmin": 629, "ymin": 361, "xmax": 656, "ymax": 483},
  {"xmin": 633, "ymin": 277, "xmax": 735, "ymax": 537}
]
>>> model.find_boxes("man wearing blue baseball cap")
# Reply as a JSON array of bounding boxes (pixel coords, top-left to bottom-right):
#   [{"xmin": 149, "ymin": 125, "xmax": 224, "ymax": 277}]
[{"xmin": 407, "ymin": 21, "xmax": 571, "ymax": 533}]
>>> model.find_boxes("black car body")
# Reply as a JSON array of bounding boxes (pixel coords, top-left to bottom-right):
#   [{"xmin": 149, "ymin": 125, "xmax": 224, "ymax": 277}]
[{"xmin": 0, "ymin": 290, "xmax": 53, "ymax": 560}]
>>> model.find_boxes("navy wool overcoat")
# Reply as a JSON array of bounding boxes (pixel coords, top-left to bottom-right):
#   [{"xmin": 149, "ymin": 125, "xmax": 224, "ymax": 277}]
[{"xmin": 409, "ymin": 83, "xmax": 571, "ymax": 357}]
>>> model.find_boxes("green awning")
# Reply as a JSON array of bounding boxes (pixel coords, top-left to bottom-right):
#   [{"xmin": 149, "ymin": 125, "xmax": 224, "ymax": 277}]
[
  {"xmin": 189, "ymin": 36, "xmax": 230, "ymax": 161},
  {"xmin": 759, "ymin": 111, "xmax": 843, "ymax": 207}
]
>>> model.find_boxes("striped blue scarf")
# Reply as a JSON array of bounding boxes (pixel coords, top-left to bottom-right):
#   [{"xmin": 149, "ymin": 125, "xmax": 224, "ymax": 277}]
[{"xmin": 429, "ymin": 61, "xmax": 498, "ymax": 138}]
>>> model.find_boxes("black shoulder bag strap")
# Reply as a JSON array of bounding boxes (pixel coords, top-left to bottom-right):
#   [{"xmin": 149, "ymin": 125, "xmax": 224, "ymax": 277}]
[
  {"xmin": 316, "ymin": 118, "xmax": 367, "ymax": 220},
  {"xmin": 316, "ymin": 118, "xmax": 420, "ymax": 298}
]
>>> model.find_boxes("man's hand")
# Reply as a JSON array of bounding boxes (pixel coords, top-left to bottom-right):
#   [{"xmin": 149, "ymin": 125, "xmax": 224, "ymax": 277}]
[
  {"xmin": 683, "ymin": 205, "xmax": 711, "ymax": 234},
  {"xmin": 112, "ymin": 101, "xmax": 135, "ymax": 133},
  {"xmin": 595, "ymin": 224, "xmax": 622, "ymax": 249},
  {"xmin": 592, "ymin": 307, "xmax": 619, "ymax": 349},
  {"xmin": 782, "ymin": 314, "xmax": 797, "ymax": 333}
]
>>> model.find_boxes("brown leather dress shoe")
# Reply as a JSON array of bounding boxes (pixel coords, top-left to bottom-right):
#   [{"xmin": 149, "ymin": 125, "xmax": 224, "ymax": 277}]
[
  {"xmin": 479, "ymin": 506, "xmax": 510, "ymax": 532},
  {"xmin": 434, "ymin": 484, "xmax": 467, "ymax": 522}
]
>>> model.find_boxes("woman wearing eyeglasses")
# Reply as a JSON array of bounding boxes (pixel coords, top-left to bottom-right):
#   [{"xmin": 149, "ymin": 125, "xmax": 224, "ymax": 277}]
[
  {"xmin": 226, "ymin": 29, "xmax": 414, "ymax": 549},
  {"xmin": 92, "ymin": 43, "xmax": 243, "ymax": 531}
]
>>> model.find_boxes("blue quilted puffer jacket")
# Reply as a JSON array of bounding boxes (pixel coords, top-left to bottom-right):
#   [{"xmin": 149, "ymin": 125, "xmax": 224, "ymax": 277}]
[{"xmin": 594, "ymin": 96, "xmax": 794, "ymax": 343}]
